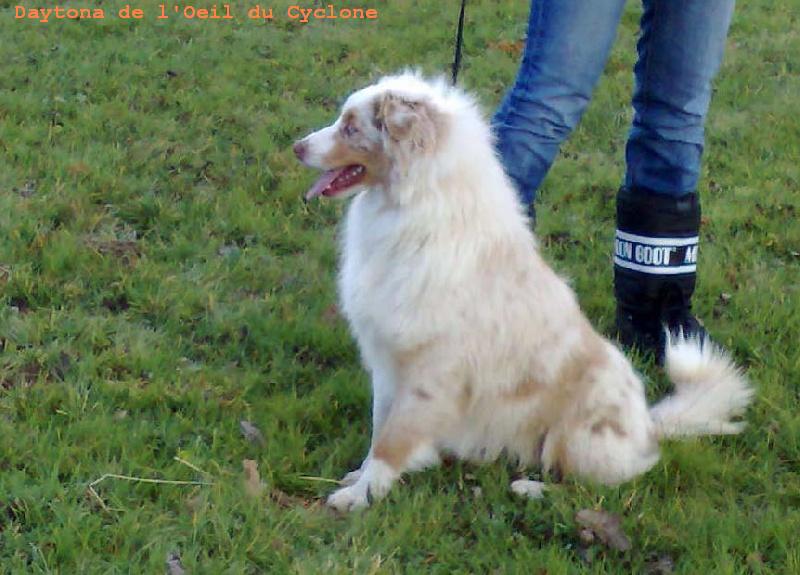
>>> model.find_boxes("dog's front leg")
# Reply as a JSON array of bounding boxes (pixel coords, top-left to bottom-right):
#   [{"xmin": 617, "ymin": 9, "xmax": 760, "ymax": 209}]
[
  {"xmin": 327, "ymin": 387, "xmax": 451, "ymax": 512},
  {"xmin": 339, "ymin": 363, "xmax": 396, "ymax": 486}
]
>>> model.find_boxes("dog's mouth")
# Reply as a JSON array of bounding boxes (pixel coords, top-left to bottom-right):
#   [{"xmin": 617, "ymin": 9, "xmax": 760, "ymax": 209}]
[{"xmin": 305, "ymin": 164, "xmax": 367, "ymax": 201}]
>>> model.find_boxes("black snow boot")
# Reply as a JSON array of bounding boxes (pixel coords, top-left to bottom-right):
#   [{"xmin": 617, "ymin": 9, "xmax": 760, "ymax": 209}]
[{"xmin": 614, "ymin": 186, "xmax": 707, "ymax": 363}]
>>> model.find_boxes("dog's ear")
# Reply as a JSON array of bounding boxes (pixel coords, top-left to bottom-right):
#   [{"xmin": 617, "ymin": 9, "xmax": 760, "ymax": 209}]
[{"xmin": 373, "ymin": 93, "xmax": 438, "ymax": 151}]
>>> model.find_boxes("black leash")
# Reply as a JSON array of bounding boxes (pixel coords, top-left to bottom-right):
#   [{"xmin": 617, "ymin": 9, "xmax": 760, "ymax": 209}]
[{"xmin": 451, "ymin": 0, "xmax": 467, "ymax": 85}]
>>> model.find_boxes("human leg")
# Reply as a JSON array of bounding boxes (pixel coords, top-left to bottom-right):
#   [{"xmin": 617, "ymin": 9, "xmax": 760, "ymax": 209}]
[
  {"xmin": 615, "ymin": 0, "xmax": 736, "ymax": 359},
  {"xmin": 492, "ymin": 0, "xmax": 627, "ymax": 219}
]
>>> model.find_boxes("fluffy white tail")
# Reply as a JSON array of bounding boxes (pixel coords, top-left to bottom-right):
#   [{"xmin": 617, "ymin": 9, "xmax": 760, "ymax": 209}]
[{"xmin": 650, "ymin": 332, "xmax": 753, "ymax": 439}]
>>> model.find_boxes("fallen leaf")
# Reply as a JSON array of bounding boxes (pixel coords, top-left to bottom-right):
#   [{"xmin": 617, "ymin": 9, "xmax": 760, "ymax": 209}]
[
  {"xmin": 719, "ymin": 292, "xmax": 732, "ymax": 305},
  {"xmin": 488, "ymin": 39, "xmax": 525, "ymax": 56},
  {"xmin": 322, "ymin": 304, "xmax": 340, "ymax": 324},
  {"xmin": 575, "ymin": 509, "xmax": 632, "ymax": 552},
  {"xmin": 166, "ymin": 551, "xmax": 186, "ymax": 575},
  {"xmin": 242, "ymin": 459, "xmax": 265, "ymax": 497},
  {"xmin": 240, "ymin": 420, "xmax": 265, "ymax": 445},
  {"xmin": 270, "ymin": 487, "xmax": 311, "ymax": 509}
]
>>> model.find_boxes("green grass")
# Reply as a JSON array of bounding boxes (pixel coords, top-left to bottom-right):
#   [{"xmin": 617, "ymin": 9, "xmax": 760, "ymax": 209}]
[{"xmin": 1, "ymin": 0, "xmax": 798, "ymax": 572}]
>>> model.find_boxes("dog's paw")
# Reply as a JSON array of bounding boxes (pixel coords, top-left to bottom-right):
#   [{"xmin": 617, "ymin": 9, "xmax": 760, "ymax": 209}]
[
  {"xmin": 510, "ymin": 479, "xmax": 547, "ymax": 500},
  {"xmin": 327, "ymin": 482, "xmax": 370, "ymax": 512},
  {"xmin": 327, "ymin": 459, "xmax": 397, "ymax": 512},
  {"xmin": 339, "ymin": 468, "xmax": 364, "ymax": 487}
]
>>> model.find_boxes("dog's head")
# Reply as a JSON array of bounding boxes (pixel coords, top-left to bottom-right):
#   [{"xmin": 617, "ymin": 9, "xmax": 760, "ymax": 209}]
[{"xmin": 294, "ymin": 73, "xmax": 448, "ymax": 201}]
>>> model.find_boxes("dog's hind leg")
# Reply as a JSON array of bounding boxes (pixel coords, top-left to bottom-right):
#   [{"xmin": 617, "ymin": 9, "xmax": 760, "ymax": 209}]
[
  {"xmin": 327, "ymin": 384, "xmax": 455, "ymax": 511},
  {"xmin": 540, "ymin": 397, "xmax": 661, "ymax": 486}
]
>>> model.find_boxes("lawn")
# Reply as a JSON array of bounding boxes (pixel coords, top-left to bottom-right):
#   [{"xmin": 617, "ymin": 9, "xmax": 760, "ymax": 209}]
[{"xmin": 1, "ymin": 0, "xmax": 798, "ymax": 572}]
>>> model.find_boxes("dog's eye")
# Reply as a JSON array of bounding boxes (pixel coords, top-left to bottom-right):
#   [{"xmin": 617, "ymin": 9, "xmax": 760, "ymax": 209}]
[{"xmin": 342, "ymin": 123, "xmax": 359, "ymax": 138}]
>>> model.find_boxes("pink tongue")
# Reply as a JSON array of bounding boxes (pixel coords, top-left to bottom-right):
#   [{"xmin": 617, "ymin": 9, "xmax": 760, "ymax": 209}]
[{"xmin": 305, "ymin": 167, "xmax": 347, "ymax": 201}]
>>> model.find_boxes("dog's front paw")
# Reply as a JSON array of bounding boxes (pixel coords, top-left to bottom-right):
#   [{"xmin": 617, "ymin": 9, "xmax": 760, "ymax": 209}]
[
  {"xmin": 327, "ymin": 482, "xmax": 370, "ymax": 512},
  {"xmin": 327, "ymin": 459, "xmax": 397, "ymax": 512}
]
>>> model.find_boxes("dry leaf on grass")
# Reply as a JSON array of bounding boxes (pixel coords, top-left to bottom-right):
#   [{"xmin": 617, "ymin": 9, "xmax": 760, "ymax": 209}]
[
  {"xmin": 270, "ymin": 487, "xmax": 313, "ymax": 509},
  {"xmin": 488, "ymin": 39, "xmax": 525, "ymax": 56},
  {"xmin": 242, "ymin": 459, "xmax": 265, "ymax": 497},
  {"xmin": 575, "ymin": 508, "xmax": 632, "ymax": 552},
  {"xmin": 239, "ymin": 420, "xmax": 265, "ymax": 445},
  {"xmin": 241, "ymin": 462, "xmax": 315, "ymax": 508},
  {"xmin": 322, "ymin": 304, "xmax": 340, "ymax": 324}
]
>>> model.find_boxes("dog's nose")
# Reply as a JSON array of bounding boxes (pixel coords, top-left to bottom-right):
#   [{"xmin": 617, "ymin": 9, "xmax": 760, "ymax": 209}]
[{"xmin": 293, "ymin": 140, "xmax": 307, "ymax": 161}]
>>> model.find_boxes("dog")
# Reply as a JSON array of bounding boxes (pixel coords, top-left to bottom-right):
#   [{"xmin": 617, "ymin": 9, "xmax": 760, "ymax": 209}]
[{"xmin": 294, "ymin": 72, "xmax": 753, "ymax": 512}]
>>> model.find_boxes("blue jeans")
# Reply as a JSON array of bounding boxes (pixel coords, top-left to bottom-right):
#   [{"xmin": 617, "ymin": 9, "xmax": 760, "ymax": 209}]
[{"xmin": 493, "ymin": 0, "xmax": 735, "ymax": 206}]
